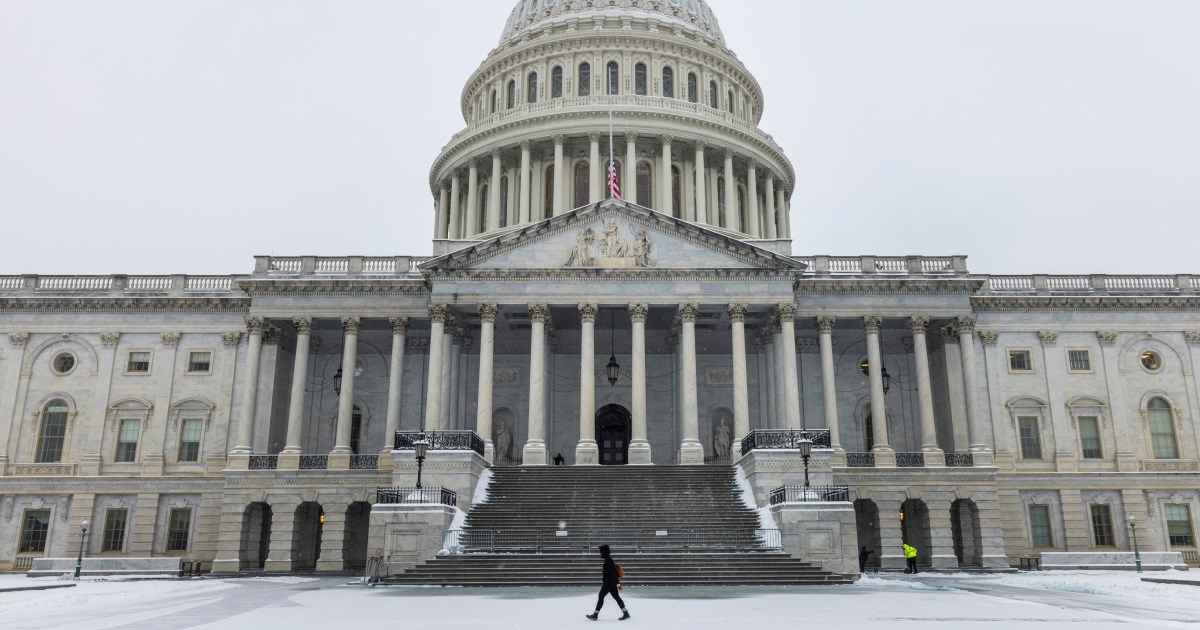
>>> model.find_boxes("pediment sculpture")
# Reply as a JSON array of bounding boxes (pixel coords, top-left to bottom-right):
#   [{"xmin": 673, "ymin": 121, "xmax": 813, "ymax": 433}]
[{"xmin": 564, "ymin": 218, "xmax": 651, "ymax": 268}]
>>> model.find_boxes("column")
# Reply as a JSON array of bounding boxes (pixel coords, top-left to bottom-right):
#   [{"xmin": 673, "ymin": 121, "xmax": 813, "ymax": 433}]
[
  {"xmin": 863, "ymin": 316, "xmax": 894, "ymax": 462},
  {"xmin": 423, "ymin": 305, "xmax": 448, "ymax": 432},
  {"xmin": 723, "ymin": 150, "xmax": 739, "ymax": 231},
  {"xmin": 384, "ymin": 317, "xmax": 409, "ymax": 451},
  {"xmin": 553, "ymin": 135, "xmax": 566, "ymax": 216},
  {"xmin": 524, "ymin": 304, "xmax": 550, "ymax": 464},
  {"xmin": 0, "ymin": 333, "xmax": 32, "ymax": 472},
  {"xmin": 435, "ymin": 184, "xmax": 449, "ymax": 240},
  {"xmin": 487, "ymin": 150, "xmax": 502, "ymax": 231},
  {"xmin": 909, "ymin": 316, "xmax": 943, "ymax": 459},
  {"xmin": 465, "ymin": 160, "xmax": 480, "ymax": 236},
  {"xmin": 282, "ymin": 317, "xmax": 314, "ymax": 454},
  {"xmin": 448, "ymin": 172, "xmax": 462, "ymax": 239},
  {"xmin": 233, "ymin": 317, "xmax": 266, "ymax": 454},
  {"xmin": 729, "ymin": 304, "xmax": 750, "ymax": 444},
  {"xmin": 776, "ymin": 304, "xmax": 801, "ymax": 430},
  {"xmin": 589, "ymin": 132, "xmax": 602, "ymax": 203},
  {"xmin": 693, "ymin": 141, "xmax": 707, "ymax": 224},
  {"xmin": 476, "ymin": 305, "xmax": 498, "ymax": 462},
  {"xmin": 770, "ymin": 322, "xmax": 786, "ymax": 429},
  {"xmin": 442, "ymin": 324, "xmax": 457, "ymax": 429},
  {"xmin": 775, "ymin": 186, "xmax": 788, "ymax": 239},
  {"xmin": 816, "ymin": 316, "xmax": 841, "ymax": 450},
  {"xmin": 629, "ymin": 303, "xmax": 652, "ymax": 464},
  {"xmin": 331, "ymin": 317, "xmax": 361, "ymax": 455},
  {"xmin": 660, "ymin": 136, "xmax": 673, "ymax": 217},
  {"xmin": 746, "ymin": 164, "xmax": 761, "ymax": 237},
  {"xmin": 764, "ymin": 176, "xmax": 777, "ymax": 239},
  {"xmin": 625, "ymin": 133, "xmax": 638, "ymax": 206},
  {"xmin": 677, "ymin": 303, "xmax": 704, "ymax": 464},
  {"xmin": 577, "ymin": 304, "xmax": 599, "ymax": 464},
  {"xmin": 519, "ymin": 141, "xmax": 532, "ymax": 224},
  {"xmin": 957, "ymin": 316, "xmax": 990, "ymax": 454}
]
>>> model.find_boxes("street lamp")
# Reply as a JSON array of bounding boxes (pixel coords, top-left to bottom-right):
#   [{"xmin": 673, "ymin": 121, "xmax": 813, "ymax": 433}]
[
  {"xmin": 797, "ymin": 437, "xmax": 813, "ymax": 489},
  {"xmin": 881, "ymin": 366, "xmax": 891, "ymax": 395},
  {"xmin": 413, "ymin": 433, "xmax": 429, "ymax": 492},
  {"xmin": 333, "ymin": 368, "xmax": 343, "ymax": 396},
  {"xmin": 1128, "ymin": 515, "xmax": 1143, "ymax": 573},
  {"xmin": 73, "ymin": 519, "xmax": 89, "ymax": 580}
]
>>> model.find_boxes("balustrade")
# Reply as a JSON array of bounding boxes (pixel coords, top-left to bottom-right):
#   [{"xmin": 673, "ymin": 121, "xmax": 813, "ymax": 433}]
[
  {"xmin": 739, "ymin": 429, "xmax": 831, "ymax": 456},
  {"xmin": 394, "ymin": 430, "xmax": 485, "ymax": 457},
  {"xmin": 768, "ymin": 485, "xmax": 851, "ymax": 504},
  {"xmin": 374, "ymin": 487, "xmax": 457, "ymax": 506}
]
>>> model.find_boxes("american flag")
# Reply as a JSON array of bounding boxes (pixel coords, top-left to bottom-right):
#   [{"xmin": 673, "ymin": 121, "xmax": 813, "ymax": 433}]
[{"xmin": 607, "ymin": 157, "xmax": 621, "ymax": 200}]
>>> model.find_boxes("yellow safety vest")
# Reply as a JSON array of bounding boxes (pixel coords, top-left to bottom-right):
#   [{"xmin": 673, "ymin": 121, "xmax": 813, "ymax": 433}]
[{"xmin": 902, "ymin": 544, "xmax": 917, "ymax": 558}]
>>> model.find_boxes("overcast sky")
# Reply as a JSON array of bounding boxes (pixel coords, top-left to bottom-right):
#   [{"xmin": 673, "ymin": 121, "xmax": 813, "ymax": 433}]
[{"xmin": 1, "ymin": 0, "xmax": 1197, "ymax": 276}]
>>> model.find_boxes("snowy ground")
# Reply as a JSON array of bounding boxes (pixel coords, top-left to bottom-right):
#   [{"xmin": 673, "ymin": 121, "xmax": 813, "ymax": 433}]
[{"xmin": 1, "ymin": 570, "xmax": 1199, "ymax": 629}]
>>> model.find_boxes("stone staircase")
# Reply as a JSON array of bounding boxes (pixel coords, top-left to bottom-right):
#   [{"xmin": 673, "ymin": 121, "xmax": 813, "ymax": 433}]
[{"xmin": 383, "ymin": 466, "xmax": 853, "ymax": 586}]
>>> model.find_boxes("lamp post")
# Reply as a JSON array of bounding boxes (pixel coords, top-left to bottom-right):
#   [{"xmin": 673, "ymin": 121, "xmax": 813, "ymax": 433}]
[
  {"xmin": 414, "ymin": 433, "xmax": 429, "ymax": 494},
  {"xmin": 73, "ymin": 519, "xmax": 89, "ymax": 580},
  {"xmin": 797, "ymin": 437, "xmax": 813, "ymax": 489},
  {"xmin": 1128, "ymin": 515, "xmax": 1142, "ymax": 573}
]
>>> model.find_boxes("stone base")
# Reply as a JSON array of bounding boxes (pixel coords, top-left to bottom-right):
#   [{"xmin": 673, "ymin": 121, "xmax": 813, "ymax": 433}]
[
  {"xmin": 575, "ymin": 441, "xmax": 599, "ymax": 465},
  {"xmin": 522, "ymin": 441, "xmax": 547, "ymax": 466},
  {"xmin": 277, "ymin": 452, "xmax": 300, "ymax": 471},
  {"xmin": 211, "ymin": 558, "xmax": 240, "ymax": 574},
  {"xmin": 921, "ymin": 448, "xmax": 946, "ymax": 468},
  {"xmin": 678, "ymin": 441, "xmax": 705, "ymax": 465},
  {"xmin": 970, "ymin": 448, "xmax": 995, "ymax": 467},
  {"xmin": 770, "ymin": 501, "xmax": 858, "ymax": 575},
  {"xmin": 368, "ymin": 503, "xmax": 457, "ymax": 576},
  {"xmin": 1039, "ymin": 551, "xmax": 1187, "ymax": 571},
  {"xmin": 872, "ymin": 447, "xmax": 896, "ymax": 468},
  {"xmin": 738, "ymin": 450, "xmax": 834, "ymax": 505},
  {"xmin": 29, "ymin": 557, "xmax": 182, "ymax": 577},
  {"xmin": 225, "ymin": 453, "xmax": 250, "ymax": 472},
  {"xmin": 378, "ymin": 448, "xmax": 395, "ymax": 472},
  {"xmin": 483, "ymin": 441, "xmax": 495, "ymax": 465},
  {"xmin": 390, "ymin": 449, "xmax": 489, "ymax": 511},
  {"xmin": 327, "ymin": 451, "xmax": 351, "ymax": 471},
  {"xmin": 628, "ymin": 440, "xmax": 652, "ymax": 465}
]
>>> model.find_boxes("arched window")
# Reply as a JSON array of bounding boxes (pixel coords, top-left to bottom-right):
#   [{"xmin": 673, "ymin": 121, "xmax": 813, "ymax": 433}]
[
  {"xmin": 478, "ymin": 183, "xmax": 489, "ymax": 233},
  {"xmin": 350, "ymin": 405, "xmax": 363, "ymax": 454},
  {"xmin": 37, "ymin": 400, "xmax": 68, "ymax": 463},
  {"xmin": 687, "ymin": 72, "xmax": 698, "ymax": 103},
  {"xmin": 662, "ymin": 67, "xmax": 675, "ymax": 98},
  {"xmin": 727, "ymin": 90, "xmax": 735, "ymax": 113},
  {"xmin": 551, "ymin": 66, "xmax": 563, "ymax": 98},
  {"xmin": 578, "ymin": 62, "xmax": 591, "ymax": 96},
  {"xmin": 636, "ymin": 160, "xmax": 653, "ymax": 206},
  {"xmin": 672, "ymin": 166, "xmax": 682, "ymax": 217},
  {"xmin": 499, "ymin": 176, "xmax": 510, "ymax": 228},
  {"xmin": 574, "ymin": 162, "xmax": 590, "ymax": 208},
  {"xmin": 527, "ymin": 72, "xmax": 538, "ymax": 104},
  {"xmin": 708, "ymin": 81, "xmax": 718, "ymax": 109},
  {"xmin": 607, "ymin": 61, "xmax": 620, "ymax": 95},
  {"xmin": 1148, "ymin": 397, "xmax": 1179, "ymax": 459},
  {"xmin": 716, "ymin": 177, "xmax": 726, "ymax": 226},
  {"xmin": 634, "ymin": 62, "xmax": 647, "ymax": 96},
  {"xmin": 490, "ymin": 90, "xmax": 497, "ymax": 114},
  {"xmin": 544, "ymin": 165, "xmax": 555, "ymax": 218},
  {"xmin": 506, "ymin": 80, "xmax": 517, "ymax": 109}
]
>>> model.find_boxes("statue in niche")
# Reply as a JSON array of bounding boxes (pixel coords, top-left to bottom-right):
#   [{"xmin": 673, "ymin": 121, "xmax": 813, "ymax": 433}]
[
  {"xmin": 632, "ymin": 228, "xmax": 651, "ymax": 267},
  {"xmin": 494, "ymin": 419, "xmax": 513, "ymax": 463},
  {"xmin": 564, "ymin": 228, "xmax": 595, "ymax": 267},
  {"xmin": 712, "ymin": 411, "xmax": 733, "ymax": 460},
  {"xmin": 599, "ymin": 218, "xmax": 629, "ymax": 258}
]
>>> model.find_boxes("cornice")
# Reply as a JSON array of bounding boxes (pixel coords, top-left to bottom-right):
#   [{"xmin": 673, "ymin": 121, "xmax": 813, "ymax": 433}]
[
  {"xmin": 0, "ymin": 297, "xmax": 250, "ymax": 313},
  {"xmin": 973, "ymin": 295, "xmax": 1200, "ymax": 311},
  {"xmin": 429, "ymin": 268, "xmax": 798, "ymax": 282},
  {"xmin": 236, "ymin": 278, "xmax": 431, "ymax": 296},
  {"xmin": 795, "ymin": 277, "xmax": 985, "ymax": 295}
]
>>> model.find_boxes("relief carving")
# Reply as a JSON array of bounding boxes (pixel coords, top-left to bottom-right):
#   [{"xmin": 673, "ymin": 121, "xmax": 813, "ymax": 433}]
[{"xmin": 564, "ymin": 218, "xmax": 651, "ymax": 268}]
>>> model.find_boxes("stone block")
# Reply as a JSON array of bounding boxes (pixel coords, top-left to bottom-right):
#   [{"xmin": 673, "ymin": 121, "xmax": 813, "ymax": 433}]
[
  {"xmin": 369, "ymin": 504, "xmax": 457, "ymax": 574},
  {"xmin": 770, "ymin": 501, "xmax": 857, "ymax": 575}
]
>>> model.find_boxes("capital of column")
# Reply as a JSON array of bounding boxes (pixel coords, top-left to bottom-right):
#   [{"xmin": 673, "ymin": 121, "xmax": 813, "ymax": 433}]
[
  {"xmin": 490, "ymin": 149, "xmax": 501, "ymax": 160},
  {"xmin": 578, "ymin": 303, "xmax": 598, "ymax": 323},
  {"xmin": 478, "ymin": 304, "xmax": 499, "ymax": 323},
  {"xmin": 161, "ymin": 332, "xmax": 181, "ymax": 348},
  {"xmin": 552, "ymin": 134, "xmax": 566, "ymax": 145},
  {"xmin": 660, "ymin": 134, "xmax": 674, "ymax": 146},
  {"xmin": 626, "ymin": 131, "xmax": 639, "ymax": 143},
  {"xmin": 100, "ymin": 332, "xmax": 120, "ymax": 348},
  {"xmin": 429, "ymin": 304, "xmax": 450, "ymax": 323},
  {"xmin": 389, "ymin": 316, "xmax": 411, "ymax": 334},
  {"xmin": 1184, "ymin": 330, "xmax": 1200, "ymax": 346},
  {"xmin": 221, "ymin": 332, "xmax": 242, "ymax": 347},
  {"xmin": 1038, "ymin": 330, "xmax": 1059, "ymax": 347},
  {"xmin": 978, "ymin": 330, "xmax": 1000, "ymax": 347},
  {"xmin": 694, "ymin": 139, "xmax": 706, "ymax": 152},
  {"xmin": 519, "ymin": 139, "xmax": 532, "ymax": 151},
  {"xmin": 529, "ymin": 304, "xmax": 550, "ymax": 323},
  {"xmin": 678, "ymin": 303, "xmax": 699, "ymax": 323},
  {"xmin": 1097, "ymin": 330, "xmax": 1120, "ymax": 346},
  {"xmin": 588, "ymin": 131, "xmax": 602, "ymax": 143},
  {"xmin": 629, "ymin": 302, "xmax": 649, "ymax": 323},
  {"xmin": 342, "ymin": 317, "xmax": 363, "ymax": 334},
  {"xmin": 862, "ymin": 316, "xmax": 884, "ymax": 334},
  {"xmin": 955, "ymin": 315, "xmax": 977, "ymax": 334},
  {"xmin": 815, "ymin": 316, "xmax": 836, "ymax": 334},
  {"xmin": 9, "ymin": 332, "xmax": 30, "ymax": 348},
  {"xmin": 727, "ymin": 303, "xmax": 748, "ymax": 323},
  {"xmin": 747, "ymin": 159, "xmax": 759, "ymax": 172},
  {"xmin": 293, "ymin": 316, "xmax": 316, "ymax": 333},
  {"xmin": 245, "ymin": 317, "xmax": 268, "ymax": 335},
  {"xmin": 724, "ymin": 148, "xmax": 734, "ymax": 161},
  {"xmin": 774, "ymin": 303, "xmax": 798, "ymax": 322},
  {"xmin": 907, "ymin": 315, "xmax": 931, "ymax": 333}
]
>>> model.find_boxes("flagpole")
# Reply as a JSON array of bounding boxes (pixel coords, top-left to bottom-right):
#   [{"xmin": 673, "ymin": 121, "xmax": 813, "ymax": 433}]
[{"xmin": 608, "ymin": 106, "xmax": 615, "ymax": 199}]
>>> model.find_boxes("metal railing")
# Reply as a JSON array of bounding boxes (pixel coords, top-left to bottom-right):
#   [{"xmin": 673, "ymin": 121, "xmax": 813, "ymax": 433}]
[
  {"xmin": 769, "ymin": 485, "xmax": 851, "ymax": 504},
  {"xmin": 441, "ymin": 527, "xmax": 783, "ymax": 554},
  {"xmin": 350, "ymin": 454, "xmax": 379, "ymax": 470},
  {"xmin": 248, "ymin": 455, "xmax": 278, "ymax": 470},
  {"xmin": 394, "ymin": 430, "xmax": 485, "ymax": 456},
  {"xmin": 845, "ymin": 452, "xmax": 876, "ymax": 468},
  {"xmin": 374, "ymin": 486, "xmax": 457, "ymax": 506},
  {"xmin": 896, "ymin": 452, "xmax": 926, "ymax": 468},
  {"xmin": 740, "ymin": 429, "xmax": 831, "ymax": 455},
  {"xmin": 299, "ymin": 455, "xmax": 328, "ymax": 470},
  {"xmin": 945, "ymin": 453, "xmax": 975, "ymax": 467}
]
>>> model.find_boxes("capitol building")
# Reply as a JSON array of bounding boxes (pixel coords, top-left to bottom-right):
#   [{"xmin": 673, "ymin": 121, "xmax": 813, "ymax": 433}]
[{"xmin": 1, "ymin": 0, "xmax": 1198, "ymax": 578}]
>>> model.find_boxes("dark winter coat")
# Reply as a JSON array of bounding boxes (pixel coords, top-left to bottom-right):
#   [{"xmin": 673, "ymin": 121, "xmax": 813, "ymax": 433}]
[{"xmin": 600, "ymin": 544, "xmax": 619, "ymax": 587}]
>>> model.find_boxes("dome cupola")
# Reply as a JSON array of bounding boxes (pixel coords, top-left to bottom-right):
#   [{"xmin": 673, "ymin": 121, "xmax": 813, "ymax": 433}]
[{"xmin": 501, "ymin": 0, "xmax": 725, "ymax": 47}]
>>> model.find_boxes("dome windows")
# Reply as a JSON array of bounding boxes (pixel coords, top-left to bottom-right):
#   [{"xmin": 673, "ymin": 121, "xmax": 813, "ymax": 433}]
[
  {"xmin": 506, "ymin": 80, "xmax": 517, "ymax": 109},
  {"xmin": 490, "ymin": 90, "xmax": 497, "ymax": 114},
  {"xmin": 578, "ymin": 62, "xmax": 591, "ymax": 96},
  {"xmin": 727, "ymin": 89, "xmax": 734, "ymax": 113},
  {"xmin": 708, "ymin": 81, "xmax": 718, "ymax": 109},
  {"xmin": 574, "ymin": 162, "xmax": 590, "ymax": 208},
  {"xmin": 527, "ymin": 72, "xmax": 539, "ymax": 104},
  {"xmin": 687, "ymin": 73, "xmax": 698, "ymax": 103},
  {"xmin": 686, "ymin": 0, "xmax": 697, "ymax": 13},
  {"xmin": 607, "ymin": 62, "xmax": 620, "ymax": 95},
  {"xmin": 551, "ymin": 66, "xmax": 563, "ymax": 98},
  {"xmin": 662, "ymin": 67, "xmax": 675, "ymax": 98},
  {"xmin": 634, "ymin": 63, "xmax": 647, "ymax": 96}
]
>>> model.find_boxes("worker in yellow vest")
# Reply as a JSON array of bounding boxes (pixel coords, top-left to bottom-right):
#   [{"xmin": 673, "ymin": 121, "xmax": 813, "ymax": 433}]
[{"xmin": 902, "ymin": 543, "xmax": 918, "ymax": 574}]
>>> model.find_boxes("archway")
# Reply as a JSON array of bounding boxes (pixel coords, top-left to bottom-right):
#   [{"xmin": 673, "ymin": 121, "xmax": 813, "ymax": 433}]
[
  {"xmin": 292, "ymin": 502, "xmax": 323, "ymax": 571},
  {"xmin": 901, "ymin": 499, "xmax": 932, "ymax": 568},
  {"xmin": 951, "ymin": 499, "xmax": 983, "ymax": 567},
  {"xmin": 595, "ymin": 404, "xmax": 632, "ymax": 465},
  {"xmin": 854, "ymin": 499, "xmax": 882, "ymax": 571},
  {"xmin": 343, "ymin": 502, "xmax": 371, "ymax": 571},
  {"xmin": 239, "ymin": 502, "xmax": 272, "ymax": 570}
]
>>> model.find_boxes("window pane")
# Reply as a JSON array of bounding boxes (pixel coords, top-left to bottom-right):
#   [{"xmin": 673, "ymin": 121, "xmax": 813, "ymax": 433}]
[
  {"xmin": 117, "ymin": 419, "xmax": 140, "ymax": 462},
  {"xmin": 180, "ymin": 419, "xmax": 202, "ymax": 462},
  {"xmin": 1166, "ymin": 504, "xmax": 1194, "ymax": 546},
  {"xmin": 544, "ymin": 165, "xmax": 555, "ymax": 217},
  {"xmin": 1029, "ymin": 505, "xmax": 1052, "ymax": 547},
  {"xmin": 351, "ymin": 405, "xmax": 363, "ymax": 455},
  {"xmin": 662, "ymin": 67, "xmax": 674, "ymax": 98},
  {"xmin": 37, "ymin": 401, "xmax": 68, "ymax": 463},
  {"xmin": 499, "ymin": 177, "xmax": 509, "ymax": 228},
  {"xmin": 1018, "ymin": 417, "xmax": 1042, "ymax": 459},
  {"xmin": 634, "ymin": 63, "xmax": 647, "ymax": 96},
  {"xmin": 20, "ymin": 509, "xmax": 52, "ymax": 552},
  {"xmin": 578, "ymin": 63, "xmax": 591, "ymax": 96},
  {"xmin": 574, "ymin": 163, "xmax": 589, "ymax": 208},
  {"xmin": 1090, "ymin": 505, "xmax": 1114, "ymax": 546},
  {"xmin": 607, "ymin": 62, "xmax": 619, "ymax": 95},
  {"xmin": 527, "ymin": 72, "xmax": 538, "ymax": 104},
  {"xmin": 636, "ymin": 160, "xmax": 652, "ymax": 206},
  {"xmin": 1068, "ymin": 350, "xmax": 1091, "ymax": 371},
  {"xmin": 1078, "ymin": 417, "xmax": 1101, "ymax": 459},
  {"xmin": 1009, "ymin": 350, "xmax": 1031, "ymax": 371},
  {"xmin": 687, "ymin": 73, "xmax": 698, "ymax": 103},
  {"xmin": 551, "ymin": 66, "xmax": 563, "ymax": 98},
  {"xmin": 506, "ymin": 81, "xmax": 516, "ymax": 108},
  {"xmin": 167, "ymin": 508, "xmax": 192, "ymax": 552},
  {"xmin": 708, "ymin": 81, "xmax": 718, "ymax": 108},
  {"xmin": 1149, "ymin": 404, "xmax": 1178, "ymax": 459},
  {"xmin": 102, "ymin": 508, "xmax": 128, "ymax": 552},
  {"xmin": 188, "ymin": 352, "xmax": 212, "ymax": 373}
]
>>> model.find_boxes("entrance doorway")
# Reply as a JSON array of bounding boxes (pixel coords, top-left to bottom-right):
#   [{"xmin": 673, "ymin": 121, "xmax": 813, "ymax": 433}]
[{"xmin": 595, "ymin": 404, "xmax": 632, "ymax": 465}]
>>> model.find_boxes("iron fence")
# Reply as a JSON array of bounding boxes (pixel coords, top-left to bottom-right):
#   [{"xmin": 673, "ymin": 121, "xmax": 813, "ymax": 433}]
[
  {"xmin": 299, "ymin": 455, "xmax": 328, "ymax": 470},
  {"xmin": 350, "ymin": 454, "xmax": 379, "ymax": 470},
  {"xmin": 845, "ymin": 452, "xmax": 876, "ymax": 468},
  {"xmin": 248, "ymin": 455, "xmax": 278, "ymax": 470},
  {"xmin": 440, "ymin": 527, "xmax": 783, "ymax": 554},
  {"xmin": 768, "ymin": 485, "xmax": 852, "ymax": 504},
  {"xmin": 374, "ymin": 486, "xmax": 457, "ymax": 506},
  {"xmin": 896, "ymin": 452, "xmax": 926, "ymax": 468},
  {"xmin": 394, "ymin": 430, "xmax": 485, "ymax": 456},
  {"xmin": 945, "ymin": 453, "xmax": 975, "ymax": 468},
  {"xmin": 740, "ymin": 429, "xmax": 832, "ymax": 455}
]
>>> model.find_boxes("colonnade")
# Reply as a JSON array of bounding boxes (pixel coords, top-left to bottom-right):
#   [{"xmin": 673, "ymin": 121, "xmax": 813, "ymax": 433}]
[{"xmin": 432, "ymin": 134, "xmax": 793, "ymax": 241}]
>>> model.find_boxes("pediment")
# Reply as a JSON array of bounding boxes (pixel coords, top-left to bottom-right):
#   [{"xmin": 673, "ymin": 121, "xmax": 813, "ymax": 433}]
[{"xmin": 422, "ymin": 200, "xmax": 804, "ymax": 273}]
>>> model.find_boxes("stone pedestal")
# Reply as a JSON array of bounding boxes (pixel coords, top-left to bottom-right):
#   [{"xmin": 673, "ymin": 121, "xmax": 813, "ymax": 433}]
[
  {"xmin": 678, "ymin": 441, "xmax": 705, "ymax": 465},
  {"xmin": 576, "ymin": 441, "xmax": 599, "ymax": 465},
  {"xmin": 922, "ymin": 450, "xmax": 946, "ymax": 468},
  {"xmin": 628, "ymin": 440, "xmax": 652, "ymax": 465},
  {"xmin": 225, "ymin": 453, "xmax": 249, "ymax": 472},
  {"xmin": 522, "ymin": 442, "xmax": 548, "ymax": 467},
  {"xmin": 873, "ymin": 448, "xmax": 897, "ymax": 468},
  {"xmin": 390, "ymin": 450, "xmax": 489, "ymax": 511},
  {"xmin": 368, "ymin": 503, "xmax": 457, "ymax": 575},
  {"xmin": 277, "ymin": 452, "xmax": 300, "ymax": 471},
  {"xmin": 771, "ymin": 501, "xmax": 858, "ymax": 575},
  {"xmin": 377, "ymin": 448, "xmax": 395, "ymax": 472},
  {"xmin": 328, "ymin": 451, "xmax": 351, "ymax": 471},
  {"xmin": 738, "ymin": 450, "xmax": 834, "ymax": 505}
]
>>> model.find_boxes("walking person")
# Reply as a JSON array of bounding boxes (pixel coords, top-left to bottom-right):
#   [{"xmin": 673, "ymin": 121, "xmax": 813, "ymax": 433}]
[
  {"xmin": 858, "ymin": 546, "xmax": 874, "ymax": 573},
  {"xmin": 586, "ymin": 544, "xmax": 630, "ymax": 621},
  {"xmin": 902, "ymin": 542, "xmax": 918, "ymax": 574}
]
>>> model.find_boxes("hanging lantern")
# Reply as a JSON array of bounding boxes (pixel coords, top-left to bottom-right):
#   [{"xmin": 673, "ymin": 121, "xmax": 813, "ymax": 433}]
[
  {"xmin": 881, "ymin": 366, "xmax": 891, "ymax": 395},
  {"xmin": 333, "ymin": 367, "xmax": 343, "ymax": 396},
  {"xmin": 606, "ymin": 354, "xmax": 620, "ymax": 386}
]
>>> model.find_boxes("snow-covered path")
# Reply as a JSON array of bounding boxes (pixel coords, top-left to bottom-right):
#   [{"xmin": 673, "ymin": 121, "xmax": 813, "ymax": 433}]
[{"xmin": 1, "ymin": 572, "xmax": 1198, "ymax": 629}]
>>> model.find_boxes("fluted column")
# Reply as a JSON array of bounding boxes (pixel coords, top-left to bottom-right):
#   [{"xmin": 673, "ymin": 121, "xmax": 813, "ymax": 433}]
[
  {"xmin": 770, "ymin": 321, "xmax": 786, "ymax": 429},
  {"xmin": 448, "ymin": 172, "xmax": 462, "ymax": 239},
  {"xmin": 423, "ymin": 305, "xmax": 449, "ymax": 431},
  {"xmin": 435, "ymin": 185, "xmax": 449, "ymax": 240},
  {"xmin": 957, "ymin": 316, "xmax": 989, "ymax": 453},
  {"xmin": 747, "ymin": 165, "xmax": 761, "ymax": 237},
  {"xmin": 477, "ymin": 305, "xmax": 498, "ymax": 462},
  {"xmin": 524, "ymin": 304, "xmax": 550, "ymax": 465},
  {"xmin": 577, "ymin": 304, "xmax": 599, "ymax": 464},
  {"xmin": 909, "ymin": 316, "xmax": 942, "ymax": 458},
  {"xmin": 693, "ymin": 142, "xmax": 707, "ymax": 224},
  {"xmin": 589, "ymin": 132, "xmax": 602, "ymax": 203},
  {"xmin": 723, "ymin": 150, "xmax": 739, "ymax": 231},
  {"xmin": 729, "ymin": 304, "xmax": 750, "ymax": 445},
  {"xmin": 776, "ymin": 304, "xmax": 801, "ymax": 429},
  {"xmin": 332, "ymin": 317, "xmax": 361, "ymax": 454},
  {"xmin": 282, "ymin": 317, "xmax": 315, "ymax": 454},
  {"xmin": 465, "ymin": 160, "xmax": 480, "ymax": 236},
  {"xmin": 775, "ymin": 186, "xmax": 788, "ymax": 239},
  {"xmin": 764, "ymin": 176, "xmax": 777, "ymax": 239},
  {"xmin": 440, "ymin": 320, "xmax": 456, "ymax": 428},
  {"xmin": 384, "ymin": 317, "xmax": 409, "ymax": 451},
  {"xmin": 625, "ymin": 133, "xmax": 638, "ymax": 205},
  {"xmin": 660, "ymin": 136, "xmax": 673, "ymax": 216},
  {"xmin": 487, "ymin": 150, "xmax": 502, "ymax": 231},
  {"xmin": 233, "ymin": 317, "xmax": 266, "ymax": 454},
  {"xmin": 863, "ymin": 316, "xmax": 893, "ymax": 461},
  {"xmin": 678, "ymin": 304, "xmax": 704, "ymax": 464},
  {"xmin": 518, "ymin": 141, "xmax": 532, "ymax": 224},
  {"xmin": 553, "ymin": 135, "xmax": 566, "ymax": 216},
  {"xmin": 816, "ymin": 316, "xmax": 841, "ymax": 450},
  {"xmin": 629, "ymin": 303, "xmax": 652, "ymax": 464}
]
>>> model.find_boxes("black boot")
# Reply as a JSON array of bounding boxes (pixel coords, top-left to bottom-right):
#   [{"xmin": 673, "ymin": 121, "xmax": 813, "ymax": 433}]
[
  {"xmin": 586, "ymin": 612, "xmax": 598, "ymax": 621},
  {"xmin": 620, "ymin": 610, "xmax": 631, "ymax": 620}
]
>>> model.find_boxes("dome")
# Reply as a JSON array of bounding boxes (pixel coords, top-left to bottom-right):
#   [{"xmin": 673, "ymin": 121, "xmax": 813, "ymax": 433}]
[{"xmin": 501, "ymin": 0, "xmax": 725, "ymax": 46}]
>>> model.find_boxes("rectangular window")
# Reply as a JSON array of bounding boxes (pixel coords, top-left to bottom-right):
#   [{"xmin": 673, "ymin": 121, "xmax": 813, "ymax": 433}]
[
  {"xmin": 1018, "ymin": 416, "xmax": 1042, "ymax": 459},
  {"xmin": 1009, "ymin": 350, "xmax": 1032, "ymax": 371},
  {"xmin": 19, "ymin": 509, "xmax": 51, "ymax": 553},
  {"xmin": 126, "ymin": 351, "xmax": 151, "ymax": 373},
  {"xmin": 1078, "ymin": 416, "xmax": 1102, "ymax": 458},
  {"xmin": 167, "ymin": 508, "xmax": 192, "ymax": 552},
  {"xmin": 187, "ymin": 351, "xmax": 212, "ymax": 374},
  {"xmin": 1166, "ymin": 504, "xmax": 1194, "ymax": 547},
  {"xmin": 179, "ymin": 419, "xmax": 202, "ymax": 462},
  {"xmin": 116, "ymin": 419, "xmax": 140, "ymax": 462},
  {"xmin": 1150, "ymin": 409, "xmax": 1179, "ymax": 459},
  {"xmin": 102, "ymin": 508, "xmax": 128, "ymax": 552},
  {"xmin": 1090, "ymin": 504, "xmax": 1115, "ymax": 547},
  {"xmin": 1029, "ymin": 505, "xmax": 1053, "ymax": 547},
  {"xmin": 1068, "ymin": 349, "xmax": 1091, "ymax": 371}
]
